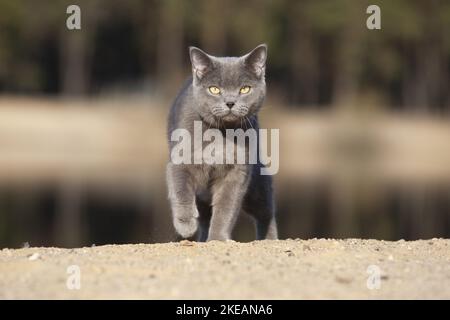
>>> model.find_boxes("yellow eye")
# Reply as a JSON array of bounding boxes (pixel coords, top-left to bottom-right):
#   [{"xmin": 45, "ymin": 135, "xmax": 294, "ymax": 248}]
[
  {"xmin": 240, "ymin": 86, "xmax": 251, "ymax": 94},
  {"xmin": 208, "ymin": 86, "xmax": 221, "ymax": 95}
]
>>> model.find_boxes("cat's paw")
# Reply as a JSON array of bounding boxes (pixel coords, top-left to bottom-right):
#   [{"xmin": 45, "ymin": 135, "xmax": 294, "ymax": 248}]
[
  {"xmin": 171, "ymin": 204, "xmax": 199, "ymax": 238},
  {"xmin": 206, "ymin": 232, "xmax": 230, "ymax": 241},
  {"xmin": 174, "ymin": 216, "xmax": 198, "ymax": 238}
]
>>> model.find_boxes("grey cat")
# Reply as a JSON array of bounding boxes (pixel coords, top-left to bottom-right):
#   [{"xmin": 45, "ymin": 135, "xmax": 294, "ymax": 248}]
[{"xmin": 166, "ymin": 44, "xmax": 277, "ymax": 241}]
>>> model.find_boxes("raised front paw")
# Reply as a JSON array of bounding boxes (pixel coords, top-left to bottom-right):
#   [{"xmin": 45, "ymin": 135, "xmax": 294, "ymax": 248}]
[
  {"xmin": 174, "ymin": 216, "xmax": 198, "ymax": 238},
  {"xmin": 172, "ymin": 205, "xmax": 199, "ymax": 238}
]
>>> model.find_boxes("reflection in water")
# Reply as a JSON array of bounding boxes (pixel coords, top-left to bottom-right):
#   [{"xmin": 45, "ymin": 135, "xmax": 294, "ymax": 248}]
[
  {"xmin": 1, "ymin": 173, "xmax": 449, "ymax": 248},
  {"xmin": 0, "ymin": 101, "xmax": 449, "ymax": 247}
]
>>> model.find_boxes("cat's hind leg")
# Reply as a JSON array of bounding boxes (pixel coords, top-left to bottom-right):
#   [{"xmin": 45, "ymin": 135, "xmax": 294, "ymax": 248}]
[
  {"xmin": 196, "ymin": 198, "xmax": 212, "ymax": 242},
  {"xmin": 256, "ymin": 214, "xmax": 278, "ymax": 240},
  {"xmin": 244, "ymin": 206, "xmax": 278, "ymax": 240},
  {"xmin": 243, "ymin": 174, "xmax": 278, "ymax": 240}
]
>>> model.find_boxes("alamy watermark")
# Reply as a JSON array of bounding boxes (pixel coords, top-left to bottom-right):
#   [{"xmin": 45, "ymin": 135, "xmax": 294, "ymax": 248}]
[
  {"xmin": 66, "ymin": 4, "xmax": 381, "ymax": 31},
  {"xmin": 366, "ymin": 264, "xmax": 382, "ymax": 290},
  {"xmin": 170, "ymin": 121, "xmax": 279, "ymax": 175},
  {"xmin": 66, "ymin": 264, "xmax": 81, "ymax": 290},
  {"xmin": 366, "ymin": 5, "xmax": 381, "ymax": 30},
  {"xmin": 66, "ymin": 5, "xmax": 81, "ymax": 30}
]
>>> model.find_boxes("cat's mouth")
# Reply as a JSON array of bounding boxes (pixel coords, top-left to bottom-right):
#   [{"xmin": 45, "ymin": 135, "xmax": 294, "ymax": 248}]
[
  {"xmin": 211, "ymin": 108, "xmax": 237, "ymax": 122},
  {"xmin": 212, "ymin": 106, "xmax": 249, "ymax": 124},
  {"xmin": 221, "ymin": 113, "xmax": 239, "ymax": 122}
]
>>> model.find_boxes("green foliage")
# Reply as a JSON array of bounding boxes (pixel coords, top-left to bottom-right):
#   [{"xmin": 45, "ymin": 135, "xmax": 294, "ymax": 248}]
[{"xmin": 0, "ymin": 0, "xmax": 448, "ymax": 109}]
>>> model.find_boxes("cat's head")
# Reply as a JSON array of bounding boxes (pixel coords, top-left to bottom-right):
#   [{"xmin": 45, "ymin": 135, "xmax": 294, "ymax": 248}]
[{"xmin": 189, "ymin": 44, "xmax": 267, "ymax": 125}]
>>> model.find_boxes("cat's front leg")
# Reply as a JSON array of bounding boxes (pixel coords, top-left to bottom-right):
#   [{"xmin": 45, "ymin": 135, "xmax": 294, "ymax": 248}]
[
  {"xmin": 166, "ymin": 163, "xmax": 199, "ymax": 238},
  {"xmin": 207, "ymin": 166, "xmax": 250, "ymax": 241}
]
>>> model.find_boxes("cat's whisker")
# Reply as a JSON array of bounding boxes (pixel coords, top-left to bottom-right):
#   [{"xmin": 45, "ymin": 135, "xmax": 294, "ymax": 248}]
[
  {"xmin": 206, "ymin": 114, "xmax": 214, "ymax": 130},
  {"xmin": 245, "ymin": 116, "xmax": 254, "ymax": 130}
]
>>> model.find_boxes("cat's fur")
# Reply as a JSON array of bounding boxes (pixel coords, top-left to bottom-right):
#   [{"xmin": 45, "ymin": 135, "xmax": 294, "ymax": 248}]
[{"xmin": 166, "ymin": 44, "xmax": 277, "ymax": 241}]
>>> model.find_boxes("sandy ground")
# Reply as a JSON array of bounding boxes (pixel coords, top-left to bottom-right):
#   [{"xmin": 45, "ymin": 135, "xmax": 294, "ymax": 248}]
[{"xmin": 1, "ymin": 238, "xmax": 449, "ymax": 299}]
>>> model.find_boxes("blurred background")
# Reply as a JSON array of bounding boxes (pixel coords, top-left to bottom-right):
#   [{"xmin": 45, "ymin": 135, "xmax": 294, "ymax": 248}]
[{"xmin": 0, "ymin": 0, "xmax": 450, "ymax": 248}]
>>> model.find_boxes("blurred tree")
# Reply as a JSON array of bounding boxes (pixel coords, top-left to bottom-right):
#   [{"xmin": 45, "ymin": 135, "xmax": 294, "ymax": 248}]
[
  {"xmin": 200, "ymin": 0, "xmax": 227, "ymax": 54},
  {"xmin": 59, "ymin": 0, "xmax": 100, "ymax": 96},
  {"xmin": 332, "ymin": 1, "xmax": 365, "ymax": 107},
  {"xmin": 156, "ymin": 0, "xmax": 185, "ymax": 97},
  {"xmin": 288, "ymin": 0, "xmax": 319, "ymax": 105},
  {"xmin": 0, "ymin": 0, "xmax": 449, "ymax": 111}
]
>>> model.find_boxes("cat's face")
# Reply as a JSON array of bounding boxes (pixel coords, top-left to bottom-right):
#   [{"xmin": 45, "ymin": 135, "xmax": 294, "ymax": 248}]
[{"xmin": 189, "ymin": 44, "xmax": 267, "ymax": 125}]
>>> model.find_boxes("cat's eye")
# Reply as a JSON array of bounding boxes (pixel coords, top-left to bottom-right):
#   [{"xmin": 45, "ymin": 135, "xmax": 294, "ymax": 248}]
[
  {"xmin": 239, "ymin": 86, "xmax": 251, "ymax": 94},
  {"xmin": 208, "ymin": 86, "xmax": 221, "ymax": 95}
]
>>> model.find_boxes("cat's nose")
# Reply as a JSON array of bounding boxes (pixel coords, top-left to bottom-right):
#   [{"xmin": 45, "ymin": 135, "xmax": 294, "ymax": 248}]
[{"xmin": 226, "ymin": 102, "xmax": 235, "ymax": 108}]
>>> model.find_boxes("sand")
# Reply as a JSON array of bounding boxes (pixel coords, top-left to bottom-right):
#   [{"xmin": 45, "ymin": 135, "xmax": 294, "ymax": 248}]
[{"xmin": 1, "ymin": 238, "xmax": 449, "ymax": 299}]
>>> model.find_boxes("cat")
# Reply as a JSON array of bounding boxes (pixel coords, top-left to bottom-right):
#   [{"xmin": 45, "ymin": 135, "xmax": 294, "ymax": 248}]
[{"xmin": 166, "ymin": 44, "xmax": 277, "ymax": 241}]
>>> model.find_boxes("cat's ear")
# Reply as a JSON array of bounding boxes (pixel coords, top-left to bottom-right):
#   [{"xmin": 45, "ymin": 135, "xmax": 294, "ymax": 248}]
[
  {"xmin": 243, "ymin": 44, "xmax": 267, "ymax": 78},
  {"xmin": 189, "ymin": 47, "xmax": 213, "ymax": 80}
]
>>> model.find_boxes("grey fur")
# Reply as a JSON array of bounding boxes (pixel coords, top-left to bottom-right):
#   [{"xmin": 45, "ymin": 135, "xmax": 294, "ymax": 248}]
[{"xmin": 166, "ymin": 44, "xmax": 277, "ymax": 241}]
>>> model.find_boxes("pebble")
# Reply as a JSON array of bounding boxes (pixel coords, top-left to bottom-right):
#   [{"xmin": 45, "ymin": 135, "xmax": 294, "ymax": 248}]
[
  {"xmin": 179, "ymin": 240, "xmax": 194, "ymax": 247},
  {"xmin": 335, "ymin": 275, "xmax": 353, "ymax": 284},
  {"xmin": 284, "ymin": 250, "xmax": 295, "ymax": 257},
  {"xmin": 28, "ymin": 253, "xmax": 40, "ymax": 261}
]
